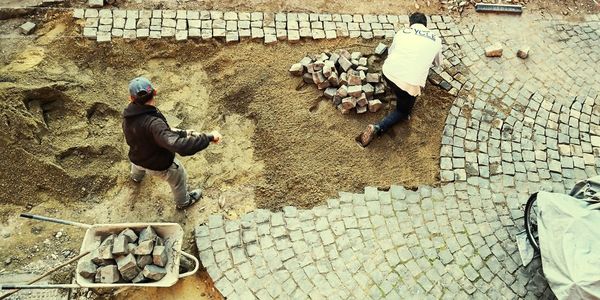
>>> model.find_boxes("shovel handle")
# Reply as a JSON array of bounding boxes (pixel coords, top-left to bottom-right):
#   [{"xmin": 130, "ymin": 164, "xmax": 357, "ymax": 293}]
[
  {"xmin": 177, "ymin": 250, "xmax": 200, "ymax": 279},
  {"xmin": 0, "ymin": 284, "xmax": 80, "ymax": 290},
  {"xmin": 20, "ymin": 213, "xmax": 91, "ymax": 229}
]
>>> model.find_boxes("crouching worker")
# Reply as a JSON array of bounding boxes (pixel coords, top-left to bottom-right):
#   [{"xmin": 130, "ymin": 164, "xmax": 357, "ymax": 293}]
[{"xmin": 122, "ymin": 76, "xmax": 222, "ymax": 210}]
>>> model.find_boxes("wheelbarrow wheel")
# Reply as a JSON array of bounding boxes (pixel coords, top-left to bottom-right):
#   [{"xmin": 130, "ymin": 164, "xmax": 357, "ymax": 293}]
[{"xmin": 524, "ymin": 192, "xmax": 540, "ymax": 252}]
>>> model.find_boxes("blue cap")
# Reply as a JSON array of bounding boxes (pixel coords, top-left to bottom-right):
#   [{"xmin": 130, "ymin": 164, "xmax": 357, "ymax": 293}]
[{"xmin": 128, "ymin": 77, "xmax": 154, "ymax": 101}]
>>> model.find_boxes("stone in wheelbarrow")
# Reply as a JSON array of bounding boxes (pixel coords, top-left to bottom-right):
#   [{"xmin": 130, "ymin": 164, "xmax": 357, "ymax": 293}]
[
  {"xmin": 152, "ymin": 245, "xmax": 168, "ymax": 267},
  {"xmin": 142, "ymin": 265, "xmax": 167, "ymax": 281},
  {"xmin": 97, "ymin": 265, "xmax": 121, "ymax": 283},
  {"xmin": 77, "ymin": 259, "xmax": 97, "ymax": 279},
  {"xmin": 133, "ymin": 239, "xmax": 155, "ymax": 255},
  {"xmin": 138, "ymin": 226, "xmax": 158, "ymax": 242},
  {"xmin": 116, "ymin": 253, "xmax": 141, "ymax": 281}
]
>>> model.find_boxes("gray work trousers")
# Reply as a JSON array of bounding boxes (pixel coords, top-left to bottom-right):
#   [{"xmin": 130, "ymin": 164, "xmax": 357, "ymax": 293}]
[{"xmin": 130, "ymin": 158, "xmax": 188, "ymax": 207}]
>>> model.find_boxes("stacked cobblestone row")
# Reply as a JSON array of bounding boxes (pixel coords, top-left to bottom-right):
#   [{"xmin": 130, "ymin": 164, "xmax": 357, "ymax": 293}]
[
  {"xmin": 289, "ymin": 47, "xmax": 387, "ymax": 114},
  {"xmin": 73, "ymin": 8, "xmax": 420, "ymax": 43}
]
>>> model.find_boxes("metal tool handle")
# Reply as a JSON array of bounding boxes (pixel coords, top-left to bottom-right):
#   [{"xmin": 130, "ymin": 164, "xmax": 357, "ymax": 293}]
[
  {"xmin": 0, "ymin": 284, "xmax": 80, "ymax": 290},
  {"xmin": 178, "ymin": 250, "xmax": 200, "ymax": 279},
  {"xmin": 20, "ymin": 213, "xmax": 91, "ymax": 229}
]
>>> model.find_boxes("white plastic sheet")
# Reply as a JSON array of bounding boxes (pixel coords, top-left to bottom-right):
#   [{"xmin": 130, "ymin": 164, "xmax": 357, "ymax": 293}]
[{"xmin": 537, "ymin": 191, "xmax": 600, "ymax": 300}]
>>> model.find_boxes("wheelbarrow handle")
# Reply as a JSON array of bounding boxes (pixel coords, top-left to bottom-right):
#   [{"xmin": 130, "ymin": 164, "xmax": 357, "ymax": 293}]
[
  {"xmin": 20, "ymin": 213, "xmax": 92, "ymax": 229},
  {"xmin": 0, "ymin": 284, "xmax": 80, "ymax": 290},
  {"xmin": 178, "ymin": 250, "xmax": 200, "ymax": 279}
]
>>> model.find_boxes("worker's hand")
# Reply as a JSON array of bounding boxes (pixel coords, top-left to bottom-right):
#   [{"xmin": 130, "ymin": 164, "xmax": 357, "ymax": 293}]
[{"xmin": 210, "ymin": 131, "xmax": 222, "ymax": 144}]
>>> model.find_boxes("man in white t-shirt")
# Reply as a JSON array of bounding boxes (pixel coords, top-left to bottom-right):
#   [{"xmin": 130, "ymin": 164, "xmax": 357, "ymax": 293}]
[{"xmin": 358, "ymin": 12, "xmax": 443, "ymax": 147}]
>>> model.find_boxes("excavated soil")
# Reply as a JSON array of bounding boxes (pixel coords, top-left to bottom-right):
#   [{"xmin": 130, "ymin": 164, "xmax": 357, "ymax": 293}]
[{"xmin": 0, "ymin": 10, "xmax": 453, "ymax": 300}]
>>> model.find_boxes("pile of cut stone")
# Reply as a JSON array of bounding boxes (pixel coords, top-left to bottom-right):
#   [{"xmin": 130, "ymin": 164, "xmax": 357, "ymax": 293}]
[
  {"xmin": 289, "ymin": 43, "xmax": 389, "ymax": 114},
  {"xmin": 78, "ymin": 226, "xmax": 169, "ymax": 284}
]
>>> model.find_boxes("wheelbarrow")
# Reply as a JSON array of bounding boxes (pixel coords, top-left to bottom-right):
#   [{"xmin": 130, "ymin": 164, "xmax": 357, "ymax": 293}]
[{"xmin": 0, "ymin": 214, "xmax": 199, "ymax": 298}]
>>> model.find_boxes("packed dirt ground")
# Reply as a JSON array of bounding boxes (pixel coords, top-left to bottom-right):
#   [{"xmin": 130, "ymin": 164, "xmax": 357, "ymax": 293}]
[{"xmin": 0, "ymin": 0, "xmax": 598, "ymax": 299}]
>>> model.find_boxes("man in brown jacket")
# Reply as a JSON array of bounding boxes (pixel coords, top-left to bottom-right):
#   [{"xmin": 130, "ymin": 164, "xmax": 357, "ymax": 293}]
[{"xmin": 122, "ymin": 77, "xmax": 222, "ymax": 209}]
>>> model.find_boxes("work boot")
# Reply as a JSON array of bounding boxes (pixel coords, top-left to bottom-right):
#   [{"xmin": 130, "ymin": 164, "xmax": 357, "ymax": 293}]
[
  {"xmin": 177, "ymin": 189, "xmax": 203, "ymax": 210},
  {"xmin": 356, "ymin": 124, "xmax": 380, "ymax": 147}
]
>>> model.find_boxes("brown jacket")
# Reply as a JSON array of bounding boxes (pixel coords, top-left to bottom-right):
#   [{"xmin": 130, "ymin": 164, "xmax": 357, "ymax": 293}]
[{"xmin": 122, "ymin": 103, "xmax": 213, "ymax": 171}]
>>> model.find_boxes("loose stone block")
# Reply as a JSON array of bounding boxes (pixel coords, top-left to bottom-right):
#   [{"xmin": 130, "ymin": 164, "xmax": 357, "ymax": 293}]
[
  {"xmin": 78, "ymin": 259, "xmax": 97, "ymax": 279},
  {"xmin": 19, "ymin": 22, "xmax": 36, "ymax": 35},
  {"xmin": 264, "ymin": 34, "xmax": 277, "ymax": 44},
  {"xmin": 374, "ymin": 43, "xmax": 388, "ymax": 56},
  {"xmin": 251, "ymin": 28, "xmax": 264, "ymax": 39},
  {"xmin": 137, "ymin": 255, "xmax": 153, "ymax": 269},
  {"xmin": 366, "ymin": 73, "xmax": 381, "ymax": 83},
  {"xmin": 347, "ymin": 71, "xmax": 362, "ymax": 86},
  {"xmin": 88, "ymin": 0, "xmax": 103, "ymax": 8},
  {"xmin": 347, "ymin": 85, "xmax": 363, "ymax": 98},
  {"xmin": 116, "ymin": 253, "xmax": 140, "ymax": 281},
  {"xmin": 374, "ymin": 83, "xmax": 385, "ymax": 95},
  {"xmin": 153, "ymin": 246, "xmax": 168, "ymax": 267},
  {"xmin": 225, "ymin": 31, "xmax": 239, "ymax": 43},
  {"xmin": 134, "ymin": 240, "xmax": 155, "ymax": 255},
  {"xmin": 328, "ymin": 72, "xmax": 339, "ymax": 86},
  {"xmin": 142, "ymin": 265, "xmax": 167, "ymax": 281},
  {"xmin": 357, "ymin": 105, "xmax": 368, "ymax": 114},
  {"xmin": 138, "ymin": 227, "xmax": 157, "ymax": 243},
  {"xmin": 112, "ymin": 234, "xmax": 128, "ymax": 256},
  {"xmin": 312, "ymin": 29, "xmax": 325, "ymax": 39},
  {"xmin": 288, "ymin": 30, "xmax": 300, "ymax": 42},
  {"xmin": 97, "ymin": 265, "xmax": 121, "ymax": 283},
  {"xmin": 336, "ymin": 85, "xmax": 348, "ymax": 98},
  {"xmin": 312, "ymin": 71, "xmax": 327, "ymax": 85},
  {"xmin": 276, "ymin": 29, "xmax": 287, "ymax": 40},
  {"xmin": 289, "ymin": 63, "xmax": 304, "ymax": 76},
  {"xmin": 357, "ymin": 93, "xmax": 368, "ymax": 107},
  {"xmin": 368, "ymin": 100, "xmax": 383, "ymax": 112},
  {"xmin": 485, "ymin": 44, "xmax": 503, "ymax": 57},
  {"xmin": 323, "ymin": 87, "xmax": 337, "ymax": 99},
  {"xmin": 338, "ymin": 56, "xmax": 352, "ymax": 72},
  {"xmin": 302, "ymin": 73, "xmax": 313, "ymax": 84},
  {"xmin": 123, "ymin": 28, "xmax": 137, "ymax": 39},
  {"xmin": 342, "ymin": 97, "xmax": 357, "ymax": 110},
  {"xmin": 176, "ymin": 30, "xmax": 188, "ymax": 41},
  {"xmin": 132, "ymin": 272, "xmax": 146, "ymax": 283},
  {"xmin": 83, "ymin": 27, "xmax": 98, "ymax": 39},
  {"xmin": 299, "ymin": 27, "xmax": 311, "ymax": 38},
  {"xmin": 362, "ymin": 83, "xmax": 374, "ymax": 97},
  {"xmin": 339, "ymin": 72, "xmax": 348, "ymax": 86},
  {"xmin": 517, "ymin": 47, "xmax": 530, "ymax": 59}
]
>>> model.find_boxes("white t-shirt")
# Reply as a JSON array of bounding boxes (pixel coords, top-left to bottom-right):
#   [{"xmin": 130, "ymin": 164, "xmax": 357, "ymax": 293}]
[{"xmin": 382, "ymin": 24, "xmax": 443, "ymax": 96}]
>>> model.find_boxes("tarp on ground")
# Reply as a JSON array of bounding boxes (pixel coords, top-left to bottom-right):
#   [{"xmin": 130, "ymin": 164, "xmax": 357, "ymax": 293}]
[{"xmin": 537, "ymin": 191, "xmax": 600, "ymax": 300}]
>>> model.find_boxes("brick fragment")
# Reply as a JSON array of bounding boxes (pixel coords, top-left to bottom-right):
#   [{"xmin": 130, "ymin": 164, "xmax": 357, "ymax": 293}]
[{"xmin": 485, "ymin": 44, "xmax": 503, "ymax": 57}]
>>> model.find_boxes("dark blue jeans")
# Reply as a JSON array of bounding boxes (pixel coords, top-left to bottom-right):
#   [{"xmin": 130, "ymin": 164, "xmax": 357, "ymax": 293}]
[{"xmin": 377, "ymin": 76, "xmax": 417, "ymax": 134}]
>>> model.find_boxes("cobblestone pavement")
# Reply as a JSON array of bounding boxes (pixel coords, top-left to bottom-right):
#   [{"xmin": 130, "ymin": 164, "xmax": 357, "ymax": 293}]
[
  {"xmin": 190, "ymin": 11, "xmax": 600, "ymax": 300},
  {"xmin": 69, "ymin": 7, "xmax": 600, "ymax": 299}
]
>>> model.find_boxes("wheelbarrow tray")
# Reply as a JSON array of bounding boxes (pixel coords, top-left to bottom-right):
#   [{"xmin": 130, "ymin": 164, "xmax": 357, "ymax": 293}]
[{"xmin": 76, "ymin": 222, "xmax": 184, "ymax": 288}]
